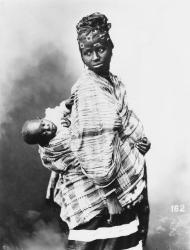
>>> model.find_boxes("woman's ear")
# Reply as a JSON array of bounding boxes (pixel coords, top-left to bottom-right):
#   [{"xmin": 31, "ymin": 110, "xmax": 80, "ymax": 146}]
[
  {"xmin": 79, "ymin": 48, "xmax": 85, "ymax": 67},
  {"xmin": 80, "ymin": 54, "xmax": 87, "ymax": 68}
]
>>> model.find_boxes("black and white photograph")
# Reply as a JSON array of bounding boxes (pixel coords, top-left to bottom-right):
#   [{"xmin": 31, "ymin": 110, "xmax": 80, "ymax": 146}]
[{"xmin": 0, "ymin": 0, "xmax": 189, "ymax": 249}]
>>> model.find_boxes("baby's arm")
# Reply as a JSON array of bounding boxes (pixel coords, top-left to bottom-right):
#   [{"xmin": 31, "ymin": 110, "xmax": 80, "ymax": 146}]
[{"xmin": 46, "ymin": 171, "xmax": 59, "ymax": 201}]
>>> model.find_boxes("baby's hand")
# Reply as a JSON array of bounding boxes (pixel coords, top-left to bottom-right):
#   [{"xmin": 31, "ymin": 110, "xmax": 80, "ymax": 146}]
[
  {"xmin": 106, "ymin": 195, "xmax": 123, "ymax": 224},
  {"xmin": 65, "ymin": 97, "xmax": 74, "ymax": 111},
  {"xmin": 61, "ymin": 118, "xmax": 71, "ymax": 127}
]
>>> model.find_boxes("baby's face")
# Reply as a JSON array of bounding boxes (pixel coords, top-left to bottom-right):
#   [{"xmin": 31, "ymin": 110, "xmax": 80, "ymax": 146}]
[
  {"xmin": 39, "ymin": 119, "xmax": 57, "ymax": 138},
  {"xmin": 29, "ymin": 119, "xmax": 57, "ymax": 143}
]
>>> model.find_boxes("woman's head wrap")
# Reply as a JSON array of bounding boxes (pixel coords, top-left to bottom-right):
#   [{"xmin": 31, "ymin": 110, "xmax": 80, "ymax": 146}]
[{"xmin": 76, "ymin": 12, "xmax": 114, "ymax": 49}]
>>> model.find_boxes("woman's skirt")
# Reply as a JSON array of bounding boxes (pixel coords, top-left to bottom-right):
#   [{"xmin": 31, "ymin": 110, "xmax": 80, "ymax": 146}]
[{"xmin": 68, "ymin": 206, "xmax": 143, "ymax": 250}]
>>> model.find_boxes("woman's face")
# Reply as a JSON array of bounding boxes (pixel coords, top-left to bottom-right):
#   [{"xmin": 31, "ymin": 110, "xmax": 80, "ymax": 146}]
[{"xmin": 81, "ymin": 42, "xmax": 112, "ymax": 74}]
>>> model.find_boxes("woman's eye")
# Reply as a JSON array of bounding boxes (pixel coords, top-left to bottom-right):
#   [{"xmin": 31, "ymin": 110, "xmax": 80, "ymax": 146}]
[
  {"xmin": 98, "ymin": 47, "xmax": 105, "ymax": 53},
  {"xmin": 86, "ymin": 51, "xmax": 92, "ymax": 56}
]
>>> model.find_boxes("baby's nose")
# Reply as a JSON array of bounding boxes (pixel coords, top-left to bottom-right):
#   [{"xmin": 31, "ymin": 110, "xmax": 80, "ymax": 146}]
[{"xmin": 43, "ymin": 123, "xmax": 50, "ymax": 130}]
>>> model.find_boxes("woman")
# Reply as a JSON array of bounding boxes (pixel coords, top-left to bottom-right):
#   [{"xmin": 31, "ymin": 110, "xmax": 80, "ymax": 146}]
[
  {"xmin": 67, "ymin": 12, "xmax": 151, "ymax": 250},
  {"xmin": 22, "ymin": 12, "xmax": 150, "ymax": 248}
]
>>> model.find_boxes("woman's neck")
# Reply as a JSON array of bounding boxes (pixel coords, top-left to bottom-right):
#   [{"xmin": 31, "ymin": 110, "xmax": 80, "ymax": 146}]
[
  {"xmin": 98, "ymin": 70, "xmax": 113, "ymax": 86},
  {"xmin": 87, "ymin": 68, "xmax": 113, "ymax": 86},
  {"xmin": 92, "ymin": 68, "xmax": 110, "ymax": 81}
]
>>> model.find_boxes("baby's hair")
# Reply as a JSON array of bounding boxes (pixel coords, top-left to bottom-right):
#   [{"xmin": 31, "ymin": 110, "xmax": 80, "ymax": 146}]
[{"xmin": 21, "ymin": 120, "xmax": 40, "ymax": 145}]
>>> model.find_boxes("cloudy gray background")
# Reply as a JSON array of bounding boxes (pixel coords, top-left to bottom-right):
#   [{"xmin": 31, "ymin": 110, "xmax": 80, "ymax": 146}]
[{"xmin": 0, "ymin": 0, "xmax": 190, "ymax": 249}]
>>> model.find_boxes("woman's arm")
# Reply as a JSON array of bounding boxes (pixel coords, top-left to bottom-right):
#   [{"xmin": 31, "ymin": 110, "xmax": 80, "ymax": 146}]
[
  {"xmin": 118, "ymin": 82, "xmax": 151, "ymax": 155},
  {"xmin": 71, "ymin": 79, "xmax": 122, "ymax": 188}
]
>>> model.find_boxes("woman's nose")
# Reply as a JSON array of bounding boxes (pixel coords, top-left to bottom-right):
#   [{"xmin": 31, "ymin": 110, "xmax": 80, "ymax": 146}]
[{"xmin": 92, "ymin": 51, "xmax": 99, "ymax": 61}]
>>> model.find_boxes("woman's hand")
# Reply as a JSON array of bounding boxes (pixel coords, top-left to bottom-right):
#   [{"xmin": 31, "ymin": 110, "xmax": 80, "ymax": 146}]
[
  {"xmin": 135, "ymin": 137, "xmax": 151, "ymax": 155},
  {"xmin": 106, "ymin": 195, "xmax": 123, "ymax": 224}
]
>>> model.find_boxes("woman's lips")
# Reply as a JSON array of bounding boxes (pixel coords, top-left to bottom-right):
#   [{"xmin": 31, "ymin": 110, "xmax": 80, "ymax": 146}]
[{"xmin": 92, "ymin": 63, "xmax": 103, "ymax": 68}]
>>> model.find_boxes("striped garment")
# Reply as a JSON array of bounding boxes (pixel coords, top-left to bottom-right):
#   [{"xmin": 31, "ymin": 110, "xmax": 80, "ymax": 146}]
[
  {"xmin": 70, "ymin": 69, "xmax": 145, "ymax": 196},
  {"xmin": 39, "ymin": 69, "xmax": 147, "ymax": 229},
  {"xmin": 68, "ymin": 207, "xmax": 143, "ymax": 250}
]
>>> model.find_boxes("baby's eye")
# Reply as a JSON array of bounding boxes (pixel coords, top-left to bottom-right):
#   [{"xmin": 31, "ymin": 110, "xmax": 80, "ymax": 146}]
[{"xmin": 40, "ymin": 120, "xmax": 45, "ymax": 126}]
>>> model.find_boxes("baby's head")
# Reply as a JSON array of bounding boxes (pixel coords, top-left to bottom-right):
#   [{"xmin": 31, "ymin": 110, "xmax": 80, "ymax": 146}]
[{"xmin": 21, "ymin": 119, "xmax": 57, "ymax": 146}]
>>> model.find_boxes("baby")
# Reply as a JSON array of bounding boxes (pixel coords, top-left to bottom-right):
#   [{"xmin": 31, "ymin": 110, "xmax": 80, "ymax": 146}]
[
  {"xmin": 21, "ymin": 100, "xmax": 73, "ymax": 171},
  {"xmin": 21, "ymin": 100, "xmax": 73, "ymax": 202}
]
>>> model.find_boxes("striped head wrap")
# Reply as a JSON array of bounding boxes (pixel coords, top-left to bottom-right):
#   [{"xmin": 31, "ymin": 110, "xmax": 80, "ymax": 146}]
[{"xmin": 76, "ymin": 12, "xmax": 114, "ymax": 49}]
